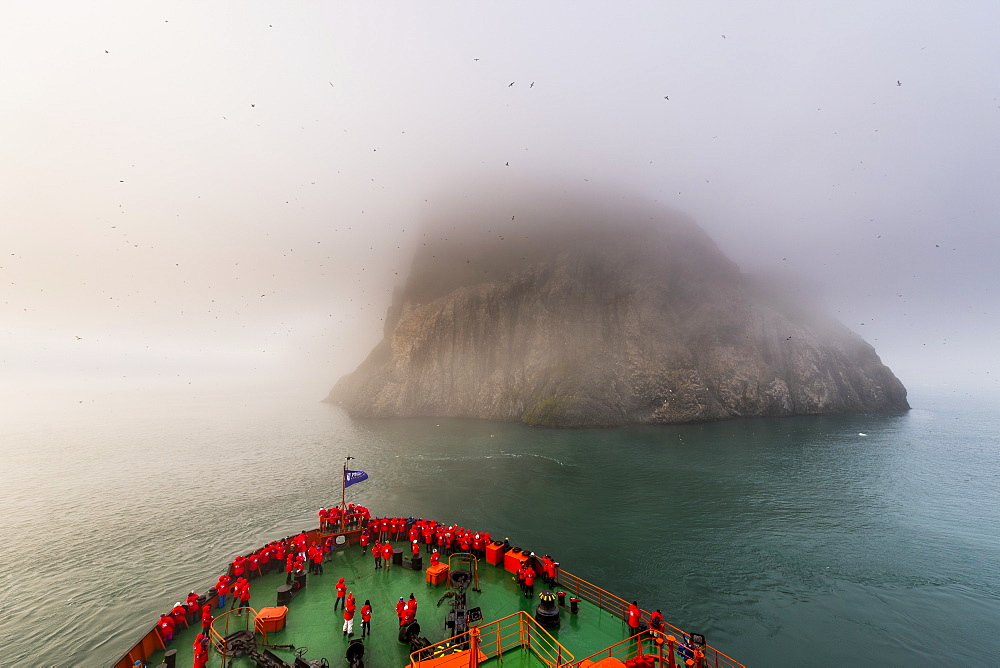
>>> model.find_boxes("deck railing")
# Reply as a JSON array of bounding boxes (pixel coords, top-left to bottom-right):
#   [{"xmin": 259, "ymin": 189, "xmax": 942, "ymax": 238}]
[
  {"xmin": 556, "ymin": 569, "xmax": 744, "ymax": 668},
  {"xmin": 209, "ymin": 606, "xmax": 261, "ymax": 668},
  {"xmin": 409, "ymin": 611, "xmax": 574, "ymax": 667},
  {"xmin": 574, "ymin": 629, "xmax": 717, "ymax": 668}
]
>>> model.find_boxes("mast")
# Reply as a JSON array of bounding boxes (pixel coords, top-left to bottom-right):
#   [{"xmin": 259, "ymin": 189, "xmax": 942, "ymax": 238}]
[{"xmin": 341, "ymin": 456, "xmax": 354, "ymax": 532}]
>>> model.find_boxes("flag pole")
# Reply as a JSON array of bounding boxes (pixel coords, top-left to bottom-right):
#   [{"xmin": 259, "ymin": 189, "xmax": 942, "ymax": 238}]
[{"xmin": 341, "ymin": 456, "xmax": 353, "ymax": 532}]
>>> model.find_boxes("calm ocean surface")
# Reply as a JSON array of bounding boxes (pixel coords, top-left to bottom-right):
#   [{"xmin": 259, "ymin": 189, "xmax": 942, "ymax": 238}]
[{"xmin": 0, "ymin": 384, "xmax": 997, "ymax": 666}]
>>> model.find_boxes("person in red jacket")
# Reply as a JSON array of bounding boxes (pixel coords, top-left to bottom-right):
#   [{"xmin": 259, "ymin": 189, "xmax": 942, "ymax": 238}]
[
  {"xmin": 626, "ymin": 601, "xmax": 641, "ymax": 634},
  {"xmin": 404, "ymin": 593, "xmax": 417, "ymax": 623},
  {"xmin": 523, "ymin": 564, "xmax": 535, "ymax": 598},
  {"xmin": 193, "ymin": 633, "xmax": 208, "ymax": 668},
  {"xmin": 185, "ymin": 591, "xmax": 200, "ymax": 625},
  {"xmin": 411, "ymin": 539, "xmax": 420, "ymax": 558},
  {"xmin": 542, "ymin": 555, "xmax": 557, "ymax": 586},
  {"xmin": 360, "ymin": 530, "xmax": 370, "ymax": 554},
  {"xmin": 200, "ymin": 604, "xmax": 213, "ymax": 637},
  {"xmin": 395, "ymin": 597, "xmax": 406, "ymax": 626},
  {"xmin": 472, "ymin": 533, "xmax": 484, "ymax": 557},
  {"xmin": 342, "ymin": 593, "xmax": 356, "ymax": 636},
  {"xmin": 360, "ymin": 600, "xmax": 372, "ymax": 638},
  {"xmin": 156, "ymin": 614, "xmax": 175, "ymax": 645},
  {"xmin": 334, "ymin": 577, "xmax": 347, "ymax": 610},
  {"xmin": 381, "ymin": 541, "xmax": 393, "ymax": 571},
  {"xmin": 372, "ymin": 540, "xmax": 382, "ymax": 570},
  {"xmin": 170, "ymin": 602, "xmax": 187, "ymax": 629},
  {"xmin": 274, "ymin": 541, "xmax": 286, "ymax": 566},
  {"xmin": 229, "ymin": 580, "xmax": 242, "ymax": 610},
  {"xmin": 284, "ymin": 554, "xmax": 294, "ymax": 585},
  {"xmin": 238, "ymin": 579, "xmax": 252, "ymax": 608},
  {"xmin": 649, "ymin": 609, "xmax": 665, "ymax": 635},
  {"xmin": 216, "ymin": 576, "xmax": 231, "ymax": 609},
  {"xmin": 247, "ymin": 553, "xmax": 261, "ymax": 579},
  {"xmin": 309, "ymin": 544, "xmax": 324, "ymax": 575},
  {"xmin": 294, "ymin": 531, "xmax": 308, "ymax": 555},
  {"xmin": 430, "ymin": 549, "xmax": 440, "ymax": 566},
  {"xmin": 260, "ymin": 545, "xmax": 272, "ymax": 574},
  {"xmin": 232, "ymin": 555, "xmax": 245, "ymax": 579}
]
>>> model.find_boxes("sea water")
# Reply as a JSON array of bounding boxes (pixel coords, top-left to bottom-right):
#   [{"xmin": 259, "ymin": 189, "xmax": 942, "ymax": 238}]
[{"xmin": 0, "ymin": 384, "xmax": 997, "ymax": 666}]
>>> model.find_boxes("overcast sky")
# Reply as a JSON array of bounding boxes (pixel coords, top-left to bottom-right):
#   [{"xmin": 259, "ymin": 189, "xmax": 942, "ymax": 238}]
[{"xmin": 2, "ymin": 1, "xmax": 998, "ymax": 398}]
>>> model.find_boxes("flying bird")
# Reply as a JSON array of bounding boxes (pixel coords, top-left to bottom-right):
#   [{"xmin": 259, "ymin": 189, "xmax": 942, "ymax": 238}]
[
  {"xmin": 897, "ymin": 80, "xmax": 902, "ymax": 86},
  {"xmin": 721, "ymin": 34, "xmax": 726, "ymax": 39},
  {"xmin": 530, "ymin": 82, "xmax": 534, "ymax": 88},
  {"xmin": 473, "ymin": 58, "xmax": 479, "ymax": 61},
  {"xmin": 508, "ymin": 81, "xmax": 515, "ymax": 87},
  {"xmin": 505, "ymin": 162, "xmax": 509, "ymax": 166},
  {"xmin": 251, "ymin": 103, "xmax": 255, "ymax": 107},
  {"xmin": 664, "ymin": 96, "xmax": 669, "ymax": 100}
]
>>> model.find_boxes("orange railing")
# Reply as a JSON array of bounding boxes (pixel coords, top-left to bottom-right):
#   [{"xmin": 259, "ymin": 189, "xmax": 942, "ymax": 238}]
[
  {"xmin": 556, "ymin": 569, "xmax": 744, "ymax": 668},
  {"xmin": 209, "ymin": 606, "xmax": 260, "ymax": 668},
  {"xmin": 409, "ymin": 611, "xmax": 574, "ymax": 667},
  {"xmin": 574, "ymin": 629, "xmax": 717, "ymax": 668}
]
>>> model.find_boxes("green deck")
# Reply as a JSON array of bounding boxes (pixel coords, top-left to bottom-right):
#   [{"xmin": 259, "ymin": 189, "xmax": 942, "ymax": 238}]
[{"xmin": 142, "ymin": 543, "xmax": 636, "ymax": 668}]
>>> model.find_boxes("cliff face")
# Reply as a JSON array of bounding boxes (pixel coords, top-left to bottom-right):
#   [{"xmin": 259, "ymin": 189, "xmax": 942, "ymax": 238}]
[{"xmin": 327, "ymin": 203, "xmax": 908, "ymax": 426}]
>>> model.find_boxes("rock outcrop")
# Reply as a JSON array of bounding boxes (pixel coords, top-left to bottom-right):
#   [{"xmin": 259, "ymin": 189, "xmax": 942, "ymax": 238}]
[{"xmin": 327, "ymin": 195, "xmax": 908, "ymax": 426}]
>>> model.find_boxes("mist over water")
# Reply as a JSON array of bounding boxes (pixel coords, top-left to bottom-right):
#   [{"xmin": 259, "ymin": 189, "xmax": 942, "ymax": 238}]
[
  {"xmin": 3, "ymin": 2, "xmax": 999, "ymax": 396},
  {"xmin": 1, "ymin": 386, "xmax": 997, "ymax": 666}
]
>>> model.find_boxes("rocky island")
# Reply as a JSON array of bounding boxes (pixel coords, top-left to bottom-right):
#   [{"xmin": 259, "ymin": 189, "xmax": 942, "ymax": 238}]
[{"xmin": 327, "ymin": 191, "xmax": 908, "ymax": 427}]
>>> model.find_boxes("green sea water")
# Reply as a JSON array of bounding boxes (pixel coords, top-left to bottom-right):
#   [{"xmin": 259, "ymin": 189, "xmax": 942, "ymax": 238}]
[{"xmin": 0, "ymin": 385, "xmax": 997, "ymax": 666}]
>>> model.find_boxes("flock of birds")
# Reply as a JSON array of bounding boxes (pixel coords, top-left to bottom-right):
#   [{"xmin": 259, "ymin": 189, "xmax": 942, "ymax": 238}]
[{"xmin": 84, "ymin": 25, "xmax": 923, "ymax": 365}]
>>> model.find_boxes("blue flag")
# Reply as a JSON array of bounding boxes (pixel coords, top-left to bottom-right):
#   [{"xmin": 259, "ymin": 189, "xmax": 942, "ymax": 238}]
[{"xmin": 344, "ymin": 469, "xmax": 368, "ymax": 488}]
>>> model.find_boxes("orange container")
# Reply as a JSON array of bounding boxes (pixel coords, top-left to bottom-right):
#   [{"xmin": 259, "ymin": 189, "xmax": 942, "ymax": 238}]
[
  {"xmin": 426, "ymin": 562, "xmax": 450, "ymax": 586},
  {"xmin": 504, "ymin": 548, "xmax": 529, "ymax": 573},
  {"xmin": 254, "ymin": 606, "xmax": 288, "ymax": 634},
  {"xmin": 485, "ymin": 541, "xmax": 506, "ymax": 566}
]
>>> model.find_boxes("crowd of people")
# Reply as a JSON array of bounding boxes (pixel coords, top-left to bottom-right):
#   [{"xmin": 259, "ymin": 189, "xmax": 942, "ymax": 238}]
[
  {"xmin": 318, "ymin": 503, "xmax": 371, "ymax": 531},
  {"xmin": 357, "ymin": 516, "xmax": 494, "ymax": 560},
  {"xmin": 152, "ymin": 505, "xmax": 598, "ymax": 662}
]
